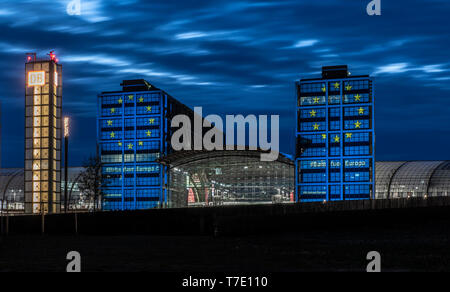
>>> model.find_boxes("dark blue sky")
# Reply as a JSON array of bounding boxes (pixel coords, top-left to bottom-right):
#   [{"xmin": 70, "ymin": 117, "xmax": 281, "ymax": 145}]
[{"xmin": 0, "ymin": 0, "xmax": 449, "ymax": 167}]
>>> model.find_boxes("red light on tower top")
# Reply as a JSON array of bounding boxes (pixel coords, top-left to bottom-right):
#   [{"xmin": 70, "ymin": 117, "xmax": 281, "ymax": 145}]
[
  {"xmin": 26, "ymin": 52, "xmax": 36, "ymax": 63},
  {"xmin": 48, "ymin": 50, "xmax": 57, "ymax": 62}
]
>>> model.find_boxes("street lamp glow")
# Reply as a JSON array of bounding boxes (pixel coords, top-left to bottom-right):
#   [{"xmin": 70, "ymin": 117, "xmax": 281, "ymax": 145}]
[{"xmin": 64, "ymin": 117, "xmax": 70, "ymax": 137}]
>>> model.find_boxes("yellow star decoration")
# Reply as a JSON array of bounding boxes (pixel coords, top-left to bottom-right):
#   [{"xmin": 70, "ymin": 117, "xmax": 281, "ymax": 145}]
[
  {"xmin": 110, "ymin": 132, "xmax": 115, "ymax": 138},
  {"xmin": 358, "ymin": 107, "xmax": 365, "ymax": 115},
  {"xmin": 333, "ymin": 135, "xmax": 340, "ymax": 143},
  {"xmin": 107, "ymin": 120, "xmax": 113, "ymax": 126},
  {"xmin": 354, "ymin": 121, "xmax": 362, "ymax": 129},
  {"xmin": 146, "ymin": 130, "xmax": 152, "ymax": 137},
  {"xmin": 149, "ymin": 118, "xmax": 155, "ymax": 124},
  {"xmin": 118, "ymin": 141, "xmax": 122, "ymax": 147},
  {"xmin": 146, "ymin": 106, "xmax": 152, "ymax": 112},
  {"xmin": 313, "ymin": 123, "xmax": 320, "ymax": 131},
  {"xmin": 139, "ymin": 97, "xmax": 144, "ymax": 103},
  {"xmin": 321, "ymin": 86, "xmax": 326, "ymax": 93},
  {"xmin": 110, "ymin": 108, "xmax": 116, "ymax": 113},
  {"xmin": 118, "ymin": 98, "xmax": 123, "ymax": 104},
  {"xmin": 128, "ymin": 95, "xmax": 134, "ymax": 101},
  {"xmin": 354, "ymin": 94, "xmax": 361, "ymax": 101},
  {"xmin": 127, "ymin": 143, "xmax": 133, "ymax": 150},
  {"xmin": 313, "ymin": 97, "xmax": 320, "ymax": 104},
  {"xmin": 345, "ymin": 133, "xmax": 353, "ymax": 139},
  {"xmin": 322, "ymin": 134, "xmax": 327, "ymax": 140},
  {"xmin": 138, "ymin": 141, "xmax": 143, "ymax": 146},
  {"xmin": 309, "ymin": 110, "xmax": 317, "ymax": 117},
  {"xmin": 334, "ymin": 82, "xmax": 340, "ymax": 89},
  {"xmin": 346, "ymin": 85, "xmax": 352, "ymax": 91}
]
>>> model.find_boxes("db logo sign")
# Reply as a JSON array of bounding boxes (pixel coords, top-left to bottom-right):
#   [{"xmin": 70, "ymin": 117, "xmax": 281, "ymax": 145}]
[{"xmin": 28, "ymin": 71, "xmax": 45, "ymax": 86}]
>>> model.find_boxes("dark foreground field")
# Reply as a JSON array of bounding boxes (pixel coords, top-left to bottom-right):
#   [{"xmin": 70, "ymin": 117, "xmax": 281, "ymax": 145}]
[
  {"xmin": 1, "ymin": 224, "xmax": 449, "ymax": 272},
  {"xmin": 1, "ymin": 202, "xmax": 450, "ymax": 272}
]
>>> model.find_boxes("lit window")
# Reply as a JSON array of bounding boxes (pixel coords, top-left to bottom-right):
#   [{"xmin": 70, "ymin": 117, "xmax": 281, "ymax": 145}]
[
  {"xmin": 33, "ymin": 192, "xmax": 40, "ymax": 202},
  {"xmin": 33, "ymin": 150, "xmax": 40, "ymax": 159},
  {"xmin": 33, "ymin": 161, "xmax": 40, "ymax": 170},
  {"xmin": 34, "ymin": 106, "xmax": 41, "ymax": 116},
  {"xmin": 34, "ymin": 95, "xmax": 41, "ymax": 105},
  {"xmin": 41, "ymin": 182, "xmax": 48, "ymax": 191},
  {"xmin": 33, "ymin": 171, "xmax": 40, "ymax": 181},
  {"xmin": 42, "ymin": 95, "xmax": 49, "ymax": 105}
]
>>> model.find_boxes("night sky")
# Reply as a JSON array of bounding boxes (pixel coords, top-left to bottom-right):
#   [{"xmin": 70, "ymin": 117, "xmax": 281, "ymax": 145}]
[{"xmin": 0, "ymin": 0, "xmax": 449, "ymax": 167}]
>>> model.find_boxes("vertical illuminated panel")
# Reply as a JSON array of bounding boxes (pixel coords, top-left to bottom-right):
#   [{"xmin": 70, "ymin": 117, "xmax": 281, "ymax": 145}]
[{"xmin": 25, "ymin": 58, "xmax": 62, "ymax": 214}]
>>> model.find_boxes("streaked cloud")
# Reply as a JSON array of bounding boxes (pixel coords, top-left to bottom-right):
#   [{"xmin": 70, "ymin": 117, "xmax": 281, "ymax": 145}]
[
  {"xmin": 374, "ymin": 63, "xmax": 448, "ymax": 76},
  {"xmin": 292, "ymin": 39, "xmax": 319, "ymax": 48},
  {"xmin": 374, "ymin": 63, "xmax": 410, "ymax": 75},
  {"xmin": 0, "ymin": 0, "xmax": 449, "ymax": 166},
  {"xmin": 64, "ymin": 54, "xmax": 130, "ymax": 67},
  {"xmin": 175, "ymin": 32, "xmax": 208, "ymax": 40}
]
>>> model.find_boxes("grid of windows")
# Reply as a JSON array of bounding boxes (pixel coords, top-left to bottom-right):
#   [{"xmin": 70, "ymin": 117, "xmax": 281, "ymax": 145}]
[
  {"xmin": 329, "ymin": 185, "xmax": 342, "ymax": 200},
  {"xmin": 299, "ymin": 108, "xmax": 326, "ymax": 119},
  {"xmin": 343, "ymin": 93, "xmax": 370, "ymax": 104},
  {"xmin": 299, "ymin": 160, "xmax": 326, "ymax": 183},
  {"xmin": 299, "ymin": 96, "xmax": 326, "ymax": 106},
  {"xmin": 101, "ymin": 95, "xmax": 122, "ymax": 105},
  {"xmin": 328, "ymin": 95, "xmax": 340, "ymax": 104},
  {"xmin": 300, "ymin": 121, "xmax": 326, "ymax": 132},
  {"xmin": 137, "ymin": 105, "xmax": 160, "ymax": 115},
  {"xmin": 300, "ymin": 83, "xmax": 326, "ymax": 93},
  {"xmin": 344, "ymin": 184, "xmax": 371, "ymax": 200},
  {"xmin": 99, "ymin": 89, "xmax": 165, "ymax": 211},
  {"xmin": 344, "ymin": 106, "xmax": 370, "ymax": 117},
  {"xmin": 329, "ymin": 108, "xmax": 340, "ymax": 117},
  {"xmin": 299, "ymin": 185, "xmax": 326, "ymax": 201},
  {"xmin": 329, "ymin": 120, "xmax": 340, "ymax": 131},
  {"xmin": 102, "ymin": 189, "xmax": 123, "ymax": 210},
  {"xmin": 296, "ymin": 71, "xmax": 374, "ymax": 202},
  {"xmin": 301, "ymin": 134, "xmax": 326, "ymax": 157},
  {"xmin": 344, "ymin": 119, "xmax": 370, "ymax": 130},
  {"xmin": 344, "ymin": 80, "xmax": 369, "ymax": 90},
  {"xmin": 344, "ymin": 159, "xmax": 371, "ymax": 182}
]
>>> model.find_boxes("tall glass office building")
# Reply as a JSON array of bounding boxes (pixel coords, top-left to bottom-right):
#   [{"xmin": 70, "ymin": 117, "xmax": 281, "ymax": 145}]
[
  {"xmin": 97, "ymin": 80, "xmax": 195, "ymax": 210},
  {"xmin": 295, "ymin": 66, "xmax": 375, "ymax": 202}
]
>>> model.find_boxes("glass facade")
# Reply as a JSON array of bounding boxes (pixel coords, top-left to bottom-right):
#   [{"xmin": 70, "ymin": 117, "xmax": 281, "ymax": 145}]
[
  {"xmin": 1, "ymin": 167, "xmax": 89, "ymax": 213},
  {"xmin": 295, "ymin": 66, "xmax": 375, "ymax": 202},
  {"xmin": 2, "ymin": 161, "xmax": 450, "ymax": 213},
  {"xmin": 163, "ymin": 151, "xmax": 294, "ymax": 208},
  {"xmin": 97, "ymin": 80, "xmax": 194, "ymax": 211},
  {"xmin": 24, "ymin": 59, "xmax": 62, "ymax": 214}
]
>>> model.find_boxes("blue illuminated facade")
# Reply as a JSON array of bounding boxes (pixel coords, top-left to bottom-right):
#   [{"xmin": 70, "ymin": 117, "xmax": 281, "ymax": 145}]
[
  {"xmin": 97, "ymin": 80, "xmax": 193, "ymax": 210},
  {"xmin": 295, "ymin": 66, "xmax": 375, "ymax": 202}
]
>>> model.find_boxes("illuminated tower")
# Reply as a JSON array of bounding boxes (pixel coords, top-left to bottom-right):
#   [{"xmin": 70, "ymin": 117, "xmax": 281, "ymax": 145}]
[
  {"xmin": 24, "ymin": 52, "xmax": 62, "ymax": 214},
  {"xmin": 295, "ymin": 66, "xmax": 375, "ymax": 202}
]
